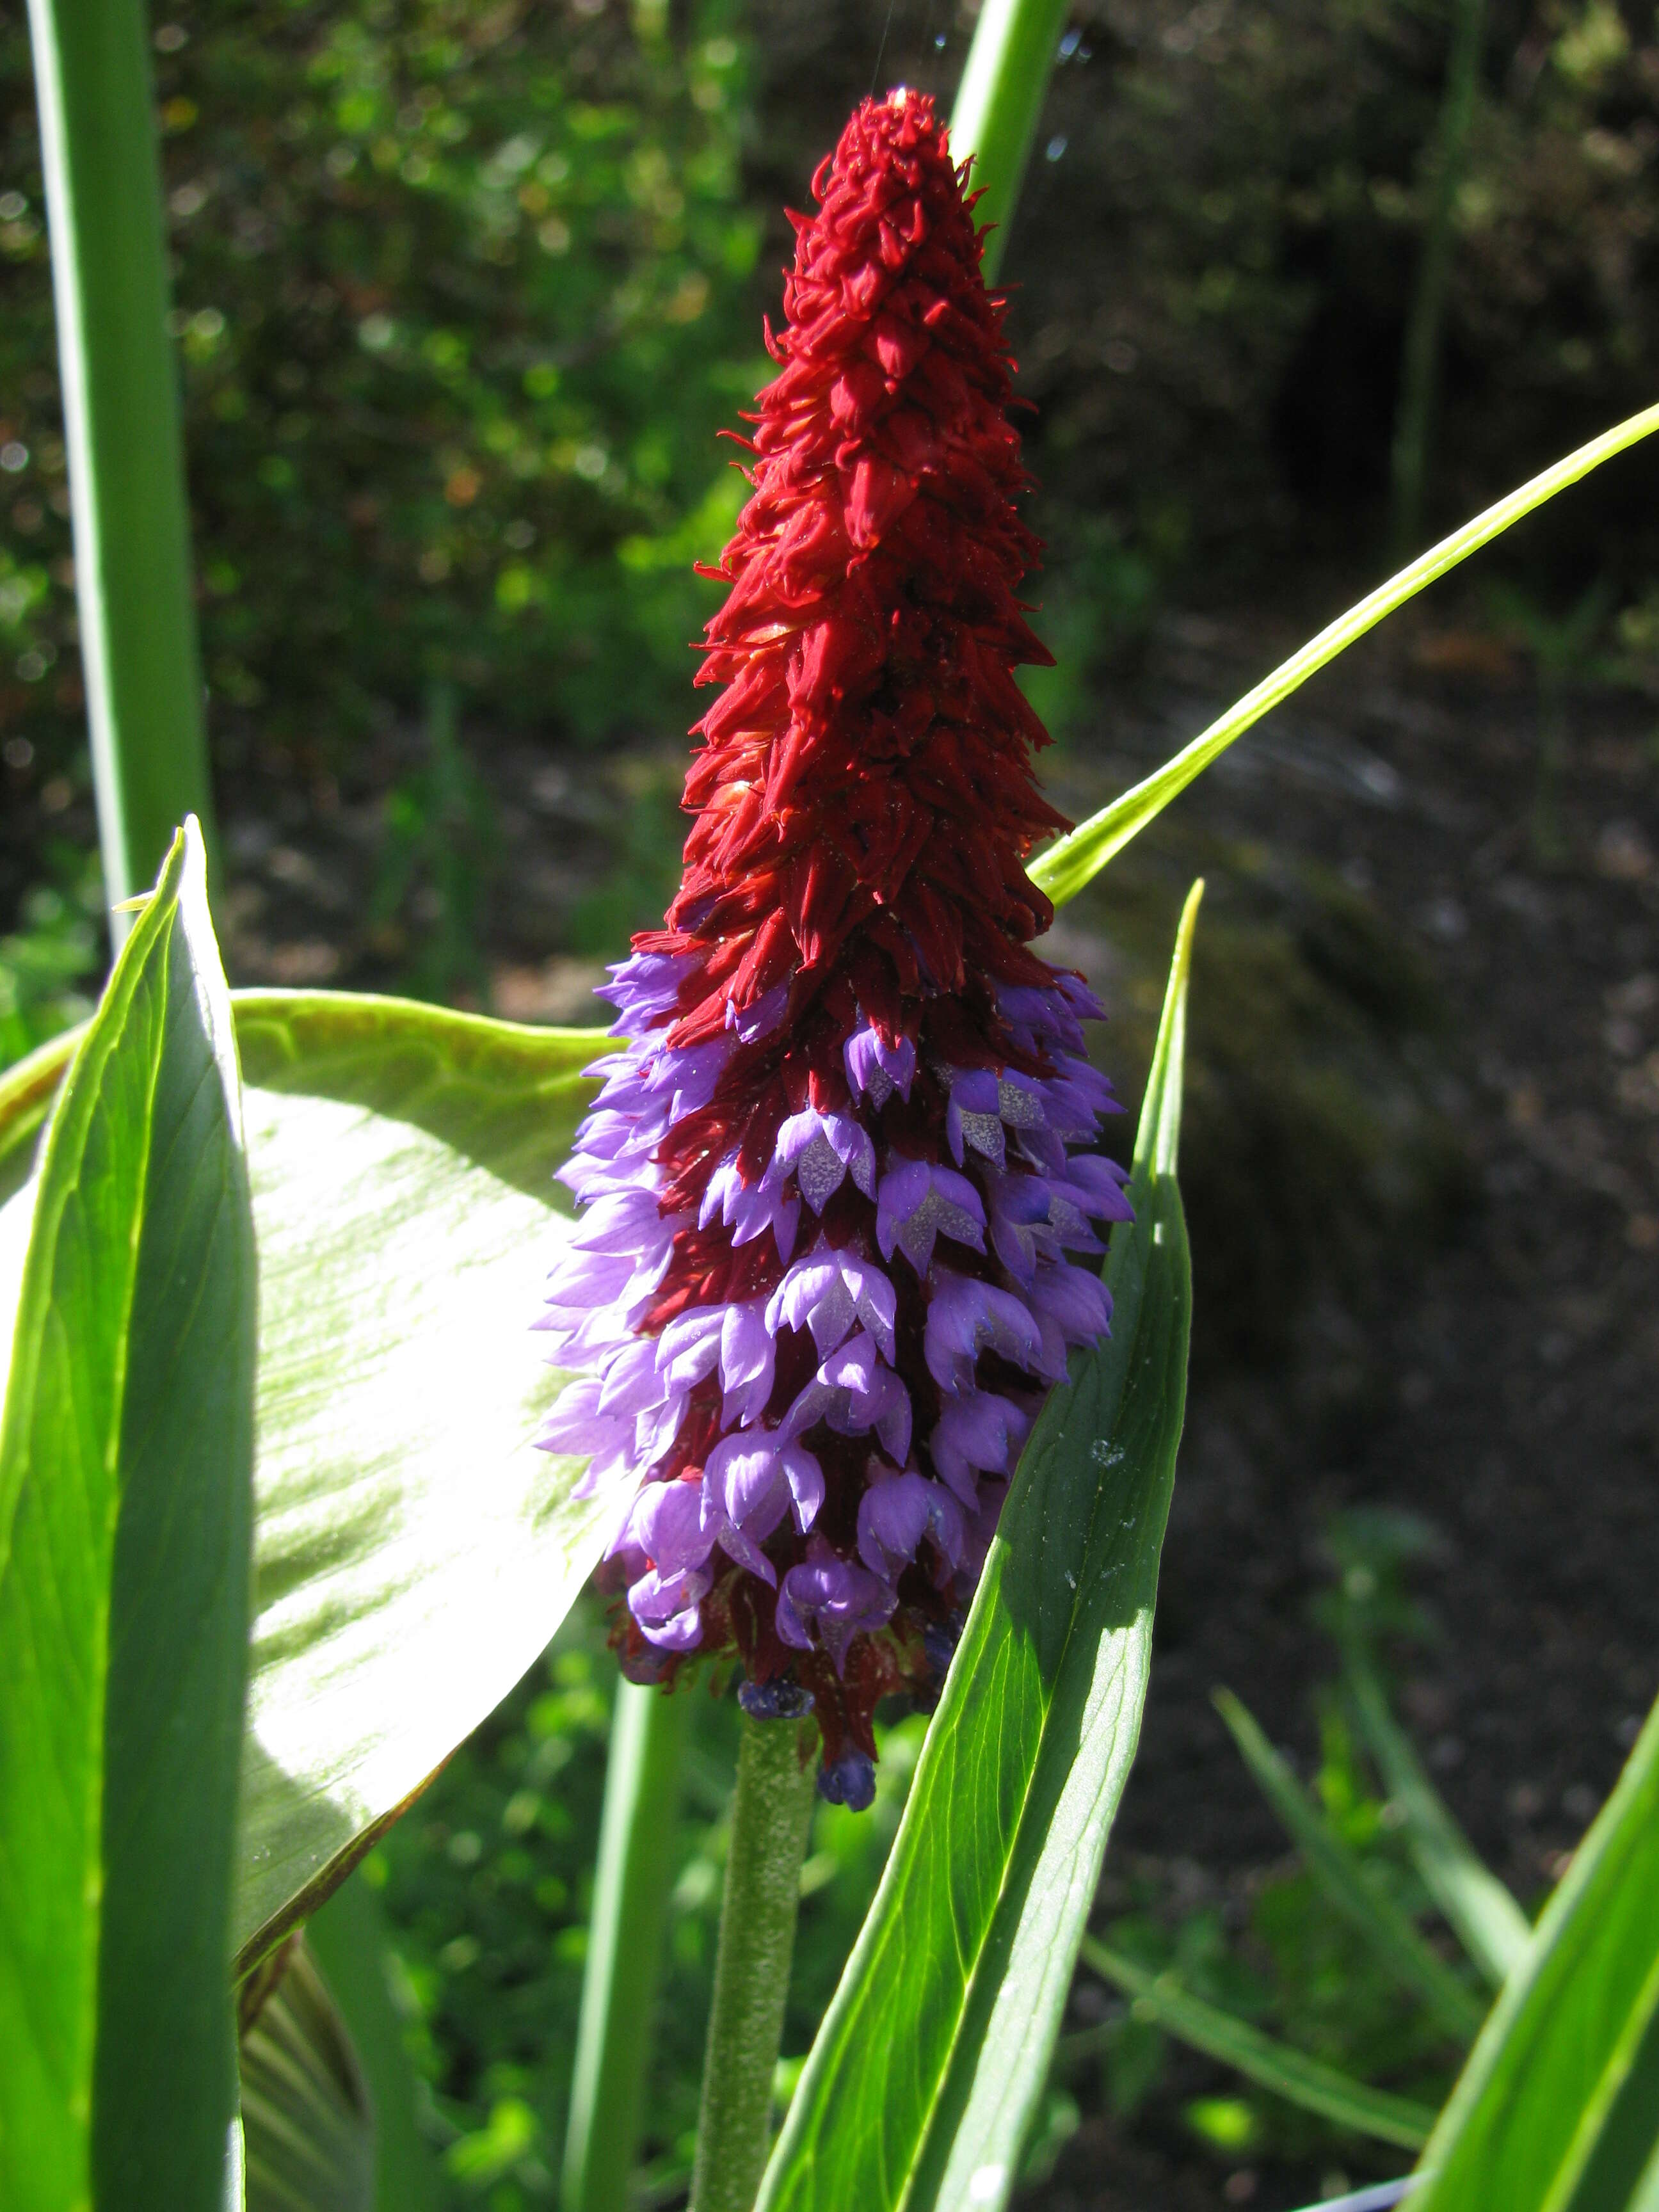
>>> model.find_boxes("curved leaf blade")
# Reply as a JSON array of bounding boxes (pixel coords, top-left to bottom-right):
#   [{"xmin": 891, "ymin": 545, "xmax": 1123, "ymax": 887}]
[
  {"xmin": 1345, "ymin": 1657, "xmax": 1531, "ymax": 1991},
  {"xmin": 1410, "ymin": 1694, "xmax": 1659, "ymax": 2212},
  {"xmin": 1077, "ymin": 1937, "xmax": 1437, "ymax": 2151},
  {"xmin": 228, "ymin": 995, "xmax": 609, "ymax": 1968},
  {"xmin": 1, "ymin": 991, "xmax": 615, "ymax": 1974},
  {"xmin": 1030, "ymin": 402, "xmax": 1659, "ymax": 908},
  {"xmin": 240, "ymin": 1939, "xmax": 374, "ymax": 2212},
  {"xmin": 0, "ymin": 821, "xmax": 256, "ymax": 2211},
  {"xmin": 758, "ymin": 883, "xmax": 1203, "ymax": 2212},
  {"xmin": 1214, "ymin": 1690, "xmax": 1484, "ymax": 2043}
]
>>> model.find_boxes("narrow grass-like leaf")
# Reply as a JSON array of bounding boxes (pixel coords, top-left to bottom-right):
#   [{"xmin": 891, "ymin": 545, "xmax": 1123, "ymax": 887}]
[
  {"xmin": 1029, "ymin": 402, "xmax": 1659, "ymax": 908},
  {"xmin": 1075, "ymin": 1937, "xmax": 1437, "ymax": 2151},
  {"xmin": 1409, "ymin": 1694, "xmax": 1659, "ymax": 2212},
  {"xmin": 1345, "ymin": 1658, "xmax": 1530, "ymax": 1990},
  {"xmin": 307, "ymin": 1873, "xmax": 442, "ymax": 2212},
  {"xmin": 240, "ymin": 1940, "xmax": 374, "ymax": 2212},
  {"xmin": 948, "ymin": 0, "xmax": 1070, "ymax": 285},
  {"xmin": 0, "ymin": 821, "xmax": 255, "ymax": 2211},
  {"xmin": 563, "ymin": 1682, "xmax": 692, "ymax": 2212},
  {"xmin": 0, "ymin": 990, "xmax": 613, "ymax": 1975},
  {"xmin": 758, "ymin": 882, "xmax": 1202, "ymax": 2212},
  {"xmin": 1214, "ymin": 1690, "xmax": 1484, "ymax": 2044}
]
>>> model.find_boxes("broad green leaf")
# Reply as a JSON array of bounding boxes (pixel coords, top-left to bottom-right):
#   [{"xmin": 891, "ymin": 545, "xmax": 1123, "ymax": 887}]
[
  {"xmin": 307, "ymin": 1873, "xmax": 442, "ymax": 2212},
  {"xmin": 1411, "ymin": 1694, "xmax": 1659, "ymax": 2212},
  {"xmin": 758, "ymin": 883, "xmax": 1203, "ymax": 2212},
  {"xmin": 1029, "ymin": 401, "xmax": 1659, "ymax": 908},
  {"xmin": 0, "ymin": 822, "xmax": 256, "ymax": 2212},
  {"xmin": 0, "ymin": 989, "xmax": 616, "ymax": 1977},
  {"xmin": 0, "ymin": 1024, "xmax": 79, "ymax": 1208},
  {"xmin": 228, "ymin": 992, "xmax": 609, "ymax": 1968},
  {"xmin": 1345, "ymin": 1656, "xmax": 1531, "ymax": 1990},
  {"xmin": 1214, "ymin": 1690, "xmax": 1484, "ymax": 2044},
  {"xmin": 1077, "ymin": 1937, "xmax": 1436, "ymax": 2151},
  {"xmin": 240, "ymin": 1939, "xmax": 374, "ymax": 2212}
]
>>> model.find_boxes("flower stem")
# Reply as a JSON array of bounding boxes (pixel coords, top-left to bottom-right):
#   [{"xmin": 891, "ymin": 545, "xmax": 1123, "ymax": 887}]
[
  {"xmin": 689, "ymin": 1717, "xmax": 818, "ymax": 2212},
  {"xmin": 562, "ymin": 1681, "xmax": 691, "ymax": 2212}
]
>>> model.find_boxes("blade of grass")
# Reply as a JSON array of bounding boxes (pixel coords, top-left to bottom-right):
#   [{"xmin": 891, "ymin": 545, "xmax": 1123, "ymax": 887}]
[
  {"xmin": 1076, "ymin": 1937, "xmax": 1438, "ymax": 2152},
  {"xmin": 1345, "ymin": 1656, "xmax": 1531, "ymax": 1990},
  {"xmin": 1214, "ymin": 1690, "xmax": 1484, "ymax": 2044},
  {"xmin": 24, "ymin": 0, "xmax": 214, "ymax": 916},
  {"xmin": 1409, "ymin": 1694, "xmax": 1659, "ymax": 2212},
  {"xmin": 1030, "ymin": 401, "xmax": 1659, "ymax": 908},
  {"xmin": 949, "ymin": 0, "xmax": 1071, "ymax": 284},
  {"xmin": 562, "ymin": 1683, "xmax": 692, "ymax": 2212},
  {"xmin": 757, "ymin": 885, "xmax": 1201, "ymax": 2212}
]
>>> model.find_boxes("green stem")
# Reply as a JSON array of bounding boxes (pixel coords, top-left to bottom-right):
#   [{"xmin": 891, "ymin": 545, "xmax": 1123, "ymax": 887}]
[
  {"xmin": 949, "ymin": 0, "xmax": 1072, "ymax": 284},
  {"xmin": 689, "ymin": 1718, "xmax": 817, "ymax": 2212},
  {"xmin": 561, "ymin": 1681, "xmax": 691, "ymax": 2212},
  {"xmin": 1390, "ymin": 0, "xmax": 1488, "ymax": 554},
  {"xmin": 25, "ymin": 0, "xmax": 213, "ymax": 923}
]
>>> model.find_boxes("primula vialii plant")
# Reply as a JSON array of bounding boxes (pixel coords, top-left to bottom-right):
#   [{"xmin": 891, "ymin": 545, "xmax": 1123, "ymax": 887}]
[{"xmin": 537, "ymin": 89, "xmax": 1130, "ymax": 1807}]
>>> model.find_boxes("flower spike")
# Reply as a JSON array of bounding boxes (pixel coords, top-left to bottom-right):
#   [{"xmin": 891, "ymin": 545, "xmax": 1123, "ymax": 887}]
[{"xmin": 538, "ymin": 89, "xmax": 1130, "ymax": 1790}]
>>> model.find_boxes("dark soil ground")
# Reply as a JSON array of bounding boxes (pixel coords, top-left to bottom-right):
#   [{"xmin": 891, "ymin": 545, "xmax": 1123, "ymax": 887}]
[{"xmin": 5, "ymin": 580, "xmax": 1653, "ymax": 2211}]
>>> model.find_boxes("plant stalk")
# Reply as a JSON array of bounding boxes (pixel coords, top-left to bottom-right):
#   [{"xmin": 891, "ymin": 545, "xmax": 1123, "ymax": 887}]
[
  {"xmin": 1390, "ymin": 0, "xmax": 1487, "ymax": 556},
  {"xmin": 949, "ymin": 0, "xmax": 1072, "ymax": 284},
  {"xmin": 562, "ymin": 1681, "xmax": 691, "ymax": 2212},
  {"xmin": 688, "ymin": 1718, "xmax": 817, "ymax": 2212},
  {"xmin": 25, "ymin": 0, "xmax": 214, "ymax": 924}
]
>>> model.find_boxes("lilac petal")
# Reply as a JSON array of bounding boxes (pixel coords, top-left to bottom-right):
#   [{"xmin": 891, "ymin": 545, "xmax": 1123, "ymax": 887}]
[
  {"xmin": 857, "ymin": 1471, "xmax": 965, "ymax": 1579},
  {"xmin": 946, "ymin": 1068, "xmax": 1006, "ymax": 1168},
  {"xmin": 876, "ymin": 1159, "xmax": 986, "ymax": 1274},
  {"xmin": 817, "ymin": 1747, "xmax": 876, "ymax": 1809},
  {"xmin": 719, "ymin": 1300, "xmax": 776, "ymax": 1423},
  {"xmin": 930, "ymin": 1390, "xmax": 1032, "ymax": 1502},
  {"xmin": 765, "ymin": 1249, "xmax": 897, "ymax": 1362},
  {"xmin": 728, "ymin": 977, "xmax": 790, "ymax": 1041},
  {"xmin": 655, "ymin": 1307, "xmax": 725, "ymax": 1392},
  {"xmin": 775, "ymin": 1536, "xmax": 897, "ymax": 1673},
  {"xmin": 783, "ymin": 1332, "xmax": 913, "ymax": 1463},
  {"xmin": 776, "ymin": 1108, "xmax": 878, "ymax": 1212},
  {"xmin": 844, "ymin": 1023, "xmax": 916, "ymax": 1103},
  {"xmin": 923, "ymin": 1270, "xmax": 1043, "ymax": 1391},
  {"xmin": 600, "ymin": 1336, "xmax": 669, "ymax": 1418},
  {"xmin": 627, "ymin": 1562, "xmax": 711, "ymax": 1649},
  {"xmin": 623, "ymin": 1478, "xmax": 717, "ymax": 1575},
  {"xmin": 636, "ymin": 1391, "xmax": 688, "ymax": 1468},
  {"xmin": 1064, "ymin": 1151, "xmax": 1135, "ymax": 1222},
  {"xmin": 700, "ymin": 1156, "xmax": 801, "ymax": 1263},
  {"xmin": 1029, "ymin": 1260, "xmax": 1112, "ymax": 1347},
  {"xmin": 703, "ymin": 1434, "xmax": 789, "ymax": 1538}
]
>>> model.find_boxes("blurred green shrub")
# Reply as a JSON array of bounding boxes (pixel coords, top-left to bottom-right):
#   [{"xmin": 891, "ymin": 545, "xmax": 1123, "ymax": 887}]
[
  {"xmin": 0, "ymin": 0, "xmax": 764, "ymax": 783},
  {"xmin": 0, "ymin": 840, "xmax": 100, "ymax": 1067}
]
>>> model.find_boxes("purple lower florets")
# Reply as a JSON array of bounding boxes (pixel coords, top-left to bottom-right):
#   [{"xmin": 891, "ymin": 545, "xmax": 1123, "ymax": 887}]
[{"xmin": 536, "ymin": 946, "xmax": 1130, "ymax": 1775}]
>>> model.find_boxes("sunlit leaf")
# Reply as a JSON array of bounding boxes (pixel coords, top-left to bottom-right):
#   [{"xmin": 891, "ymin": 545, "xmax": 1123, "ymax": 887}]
[
  {"xmin": 0, "ymin": 989, "xmax": 613, "ymax": 1978},
  {"xmin": 1410, "ymin": 1693, "xmax": 1659, "ymax": 2212},
  {"xmin": 758, "ymin": 883, "xmax": 1203, "ymax": 2212},
  {"xmin": 0, "ymin": 822, "xmax": 255, "ymax": 2212}
]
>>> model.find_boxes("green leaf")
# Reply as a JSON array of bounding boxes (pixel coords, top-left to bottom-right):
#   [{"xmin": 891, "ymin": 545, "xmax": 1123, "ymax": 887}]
[
  {"xmin": 758, "ymin": 881, "xmax": 1203, "ymax": 2212},
  {"xmin": 1345, "ymin": 1655, "xmax": 1531, "ymax": 1990},
  {"xmin": 1075, "ymin": 1937, "xmax": 1437, "ymax": 2151},
  {"xmin": 1213, "ymin": 1689, "xmax": 1485, "ymax": 2044},
  {"xmin": 0, "ymin": 821, "xmax": 256, "ymax": 2211},
  {"xmin": 306, "ymin": 1873, "xmax": 442, "ymax": 2212},
  {"xmin": 240, "ymin": 1940, "xmax": 374, "ymax": 2212},
  {"xmin": 0, "ymin": 990, "xmax": 616, "ymax": 1978},
  {"xmin": 1410, "ymin": 1694, "xmax": 1659, "ymax": 2212},
  {"xmin": 227, "ymin": 992, "xmax": 610, "ymax": 1969},
  {"xmin": 1029, "ymin": 402, "xmax": 1659, "ymax": 908}
]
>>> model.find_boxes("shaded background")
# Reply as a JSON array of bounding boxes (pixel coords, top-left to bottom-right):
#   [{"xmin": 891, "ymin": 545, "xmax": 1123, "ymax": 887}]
[{"xmin": 2, "ymin": 0, "xmax": 1656, "ymax": 2204}]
